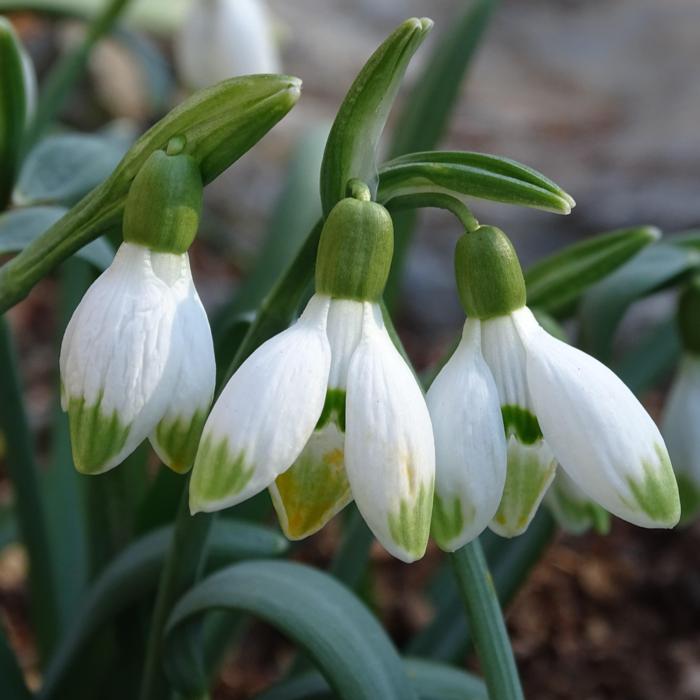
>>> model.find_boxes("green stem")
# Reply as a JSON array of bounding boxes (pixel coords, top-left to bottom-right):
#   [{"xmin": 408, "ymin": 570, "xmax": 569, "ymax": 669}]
[
  {"xmin": 449, "ymin": 541, "xmax": 524, "ymax": 700},
  {"xmin": 0, "ymin": 317, "xmax": 59, "ymax": 660},
  {"xmin": 139, "ymin": 484, "xmax": 214, "ymax": 700},
  {"xmin": 23, "ymin": 0, "xmax": 134, "ymax": 149},
  {"xmin": 387, "ymin": 192, "xmax": 479, "ymax": 232}
]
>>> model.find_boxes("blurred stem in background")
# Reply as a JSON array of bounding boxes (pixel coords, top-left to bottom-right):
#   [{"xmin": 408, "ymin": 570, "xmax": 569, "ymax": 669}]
[{"xmin": 23, "ymin": 0, "xmax": 134, "ymax": 149}]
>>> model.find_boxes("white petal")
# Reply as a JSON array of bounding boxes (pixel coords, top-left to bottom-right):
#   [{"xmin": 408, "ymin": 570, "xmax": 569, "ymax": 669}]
[
  {"xmin": 661, "ymin": 354, "xmax": 700, "ymax": 521},
  {"xmin": 190, "ymin": 294, "xmax": 331, "ymax": 513},
  {"xmin": 326, "ymin": 298, "xmax": 364, "ymax": 390},
  {"xmin": 150, "ymin": 259, "xmax": 216, "ymax": 473},
  {"xmin": 269, "ymin": 420, "xmax": 352, "ymax": 539},
  {"xmin": 345, "ymin": 303, "xmax": 435, "ymax": 562},
  {"xmin": 175, "ymin": 0, "xmax": 280, "ymax": 90},
  {"xmin": 521, "ymin": 315, "xmax": 680, "ymax": 528},
  {"xmin": 481, "ymin": 309, "xmax": 556, "ymax": 535},
  {"xmin": 427, "ymin": 320, "xmax": 506, "ymax": 551},
  {"xmin": 60, "ymin": 242, "xmax": 187, "ymax": 474}
]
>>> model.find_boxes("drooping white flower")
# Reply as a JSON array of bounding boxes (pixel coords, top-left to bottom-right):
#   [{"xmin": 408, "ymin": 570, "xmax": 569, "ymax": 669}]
[
  {"xmin": 426, "ymin": 320, "xmax": 506, "ymax": 551},
  {"xmin": 661, "ymin": 354, "xmax": 700, "ymax": 522},
  {"xmin": 431, "ymin": 224, "xmax": 679, "ymax": 544},
  {"xmin": 60, "ymin": 146, "xmax": 214, "ymax": 475},
  {"xmin": 175, "ymin": 0, "xmax": 281, "ymax": 90},
  {"xmin": 545, "ymin": 469, "xmax": 610, "ymax": 535},
  {"xmin": 61, "ymin": 242, "xmax": 215, "ymax": 474},
  {"xmin": 191, "ymin": 194, "xmax": 435, "ymax": 562}
]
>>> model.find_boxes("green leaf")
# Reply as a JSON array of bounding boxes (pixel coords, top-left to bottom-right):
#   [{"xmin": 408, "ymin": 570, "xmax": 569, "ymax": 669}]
[
  {"xmin": 614, "ymin": 316, "xmax": 681, "ymax": 395},
  {"xmin": 377, "ymin": 153, "xmax": 573, "ymax": 214},
  {"xmin": 0, "ymin": 17, "xmax": 27, "ymax": 207},
  {"xmin": 0, "ymin": 624, "xmax": 31, "ymax": 700},
  {"xmin": 253, "ymin": 659, "xmax": 488, "ymax": 700},
  {"xmin": 40, "ymin": 520, "xmax": 287, "ymax": 698},
  {"xmin": 0, "ymin": 206, "xmax": 114, "ymax": 269},
  {"xmin": 668, "ymin": 229, "xmax": 700, "ymax": 250},
  {"xmin": 0, "ymin": 74, "xmax": 301, "ymax": 311},
  {"xmin": 164, "ymin": 560, "xmax": 419, "ymax": 700},
  {"xmin": 14, "ymin": 133, "xmax": 129, "ymax": 206},
  {"xmin": 525, "ymin": 225, "xmax": 660, "ymax": 317},
  {"xmin": 0, "ymin": 503, "xmax": 17, "ymax": 550},
  {"xmin": 579, "ymin": 243, "xmax": 700, "ymax": 361},
  {"xmin": 320, "ymin": 17, "xmax": 432, "ymax": 215}
]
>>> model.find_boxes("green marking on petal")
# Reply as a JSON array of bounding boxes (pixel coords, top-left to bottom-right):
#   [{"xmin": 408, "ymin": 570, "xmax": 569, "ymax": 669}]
[
  {"xmin": 501, "ymin": 404, "xmax": 542, "ymax": 445},
  {"xmin": 272, "ymin": 421, "xmax": 352, "ymax": 540},
  {"xmin": 387, "ymin": 479, "xmax": 434, "ymax": 560},
  {"xmin": 67, "ymin": 393, "xmax": 130, "ymax": 474},
  {"xmin": 154, "ymin": 408, "xmax": 207, "ymax": 474},
  {"xmin": 676, "ymin": 473, "xmax": 700, "ymax": 525},
  {"xmin": 626, "ymin": 444, "xmax": 680, "ymax": 526},
  {"xmin": 492, "ymin": 441, "xmax": 556, "ymax": 536},
  {"xmin": 547, "ymin": 477, "xmax": 610, "ymax": 535},
  {"xmin": 190, "ymin": 433, "xmax": 253, "ymax": 509},
  {"xmin": 316, "ymin": 388, "xmax": 346, "ymax": 431},
  {"xmin": 432, "ymin": 494, "xmax": 474, "ymax": 550}
]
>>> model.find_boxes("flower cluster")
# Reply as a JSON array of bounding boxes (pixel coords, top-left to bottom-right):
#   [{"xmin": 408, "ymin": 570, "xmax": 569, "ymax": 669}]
[{"xmin": 61, "ymin": 161, "xmax": 682, "ymax": 563}]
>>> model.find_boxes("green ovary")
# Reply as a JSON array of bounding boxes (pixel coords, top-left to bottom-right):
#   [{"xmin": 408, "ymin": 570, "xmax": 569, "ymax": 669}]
[
  {"xmin": 432, "ymin": 494, "xmax": 475, "ymax": 549},
  {"xmin": 67, "ymin": 394, "xmax": 130, "ymax": 474},
  {"xmin": 154, "ymin": 409, "xmax": 207, "ymax": 474},
  {"xmin": 626, "ymin": 444, "xmax": 680, "ymax": 526},
  {"xmin": 190, "ymin": 434, "xmax": 253, "ymax": 509},
  {"xmin": 492, "ymin": 441, "xmax": 556, "ymax": 536},
  {"xmin": 388, "ymin": 480, "xmax": 434, "ymax": 559}
]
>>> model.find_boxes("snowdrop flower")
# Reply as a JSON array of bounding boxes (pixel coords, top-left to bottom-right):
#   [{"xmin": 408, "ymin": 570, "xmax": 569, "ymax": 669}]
[
  {"xmin": 662, "ymin": 281, "xmax": 700, "ymax": 522},
  {"xmin": 60, "ymin": 145, "xmax": 215, "ymax": 475},
  {"xmin": 545, "ymin": 471, "xmax": 610, "ymax": 535},
  {"xmin": 175, "ymin": 0, "xmax": 280, "ymax": 90},
  {"xmin": 191, "ymin": 188, "xmax": 435, "ymax": 562},
  {"xmin": 429, "ymin": 225, "xmax": 679, "ymax": 549}
]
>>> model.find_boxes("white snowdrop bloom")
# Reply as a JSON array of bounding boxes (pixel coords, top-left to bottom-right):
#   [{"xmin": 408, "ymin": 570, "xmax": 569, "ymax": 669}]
[
  {"xmin": 432, "ymin": 225, "xmax": 679, "ymax": 544},
  {"xmin": 545, "ymin": 469, "xmax": 610, "ymax": 535},
  {"xmin": 191, "ymin": 194, "xmax": 435, "ymax": 562},
  {"xmin": 60, "ymin": 147, "xmax": 214, "ymax": 475},
  {"xmin": 427, "ymin": 320, "xmax": 506, "ymax": 551},
  {"xmin": 175, "ymin": 0, "xmax": 281, "ymax": 90}
]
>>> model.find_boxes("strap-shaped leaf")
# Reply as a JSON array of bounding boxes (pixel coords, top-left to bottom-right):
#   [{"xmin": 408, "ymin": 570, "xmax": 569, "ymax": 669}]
[
  {"xmin": 39, "ymin": 520, "xmax": 287, "ymax": 698},
  {"xmin": 253, "ymin": 659, "xmax": 488, "ymax": 700},
  {"xmin": 14, "ymin": 132, "xmax": 129, "ymax": 206},
  {"xmin": 164, "ymin": 560, "xmax": 419, "ymax": 700},
  {"xmin": 377, "ymin": 153, "xmax": 573, "ymax": 214},
  {"xmin": 525, "ymin": 225, "xmax": 659, "ymax": 317},
  {"xmin": 579, "ymin": 243, "xmax": 700, "ymax": 361},
  {"xmin": 0, "ymin": 17, "xmax": 26, "ymax": 207},
  {"xmin": 0, "ymin": 206, "xmax": 114, "ymax": 269},
  {"xmin": 0, "ymin": 624, "xmax": 31, "ymax": 700},
  {"xmin": 0, "ymin": 74, "xmax": 300, "ymax": 312},
  {"xmin": 320, "ymin": 17, "xmax": 432, "ymax": 215}
]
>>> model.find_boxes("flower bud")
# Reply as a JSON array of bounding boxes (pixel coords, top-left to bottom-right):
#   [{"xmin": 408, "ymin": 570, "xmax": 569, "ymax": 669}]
[
  {"xmin": 123, "ymin": 142, "xmax": 203, "ymax": 255},
  {"xmin": 454, "ymin": 226, "xmax": 526, "ymax": 319},
  {"xmin": 315, "ymin": 188, "xmax": 394, "ymax": 302}
]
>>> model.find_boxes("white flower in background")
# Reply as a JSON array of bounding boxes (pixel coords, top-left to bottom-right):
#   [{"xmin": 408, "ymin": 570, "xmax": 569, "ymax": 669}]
[
  {"xmin": 175, "ymin": 0, "xmax": 281, "ymax": 90},
  {"xmin": 430, "ymin": 225, "xmax": 679, "ymax": 548},
  {"xmin": 191, "ymin": 194, "xmax": 435, "ymax": 562},
  {"xmin": 60, "ymin": 147, "xmax": 214, "ymax": 475},
  {"xmin": 661, "ymin": 280, "xmax": 700, "ymax": 522}
]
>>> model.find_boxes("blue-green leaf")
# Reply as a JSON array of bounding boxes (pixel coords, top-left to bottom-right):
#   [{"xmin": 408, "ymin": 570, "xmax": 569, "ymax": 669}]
[
  {"xmin": 320, "ymin": 17, "xmax": 432, "ymax": 214},
  {"xmin": 579, "ymin": 243, "xmax": 700, "ymax": 361},
  {"xmin": 165, "ymin": 560, "xmax": 419, "ymax": 700},
  {"xmin": 0, "ymin": 624, "xmax": 31, "ymax": 700},
  {"xmin": 525, "ymin": 225, "xmax": 660, "ymax": 317},
  {"xmin": 14, "ymin": 133, "xmax": 129, "ymax": 206},
  {"xmin": 0, "ymin": 206, "xmax": 114, "ymax": 269}
]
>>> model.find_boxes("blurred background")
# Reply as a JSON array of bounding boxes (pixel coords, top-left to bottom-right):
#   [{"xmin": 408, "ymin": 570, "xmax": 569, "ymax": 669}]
[{"xmin": 3, "ymin": 1, "xmax": 700, "ymax": 698}]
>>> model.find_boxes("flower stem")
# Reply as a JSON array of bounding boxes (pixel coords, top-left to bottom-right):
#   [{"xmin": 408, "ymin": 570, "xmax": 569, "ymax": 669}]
[
  {"xmin": 23, "ymin": 0, "xmax": 134, "ymax": 150},
  {"xmin": 449, "ymin": 540, "xmax": 524, "ymax": 700},
  {"xmin": 139, "ymin": 485, "xmax": 214, "ymax": 700},
  {"xmin": 0, "ymin": 317, "xmax": 60, "ymax": 660},
  {"xmin": 387, "ymin": 192, "xmax": 479, "ymax": 231}
]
